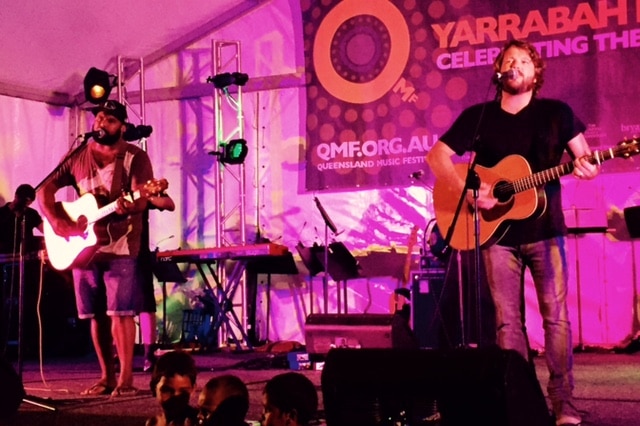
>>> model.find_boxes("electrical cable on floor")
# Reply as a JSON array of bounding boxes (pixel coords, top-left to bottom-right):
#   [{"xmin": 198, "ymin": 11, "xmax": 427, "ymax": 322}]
[{"xmin": 23, "ymin": 255, "xmax": 70, "ymax": 395}]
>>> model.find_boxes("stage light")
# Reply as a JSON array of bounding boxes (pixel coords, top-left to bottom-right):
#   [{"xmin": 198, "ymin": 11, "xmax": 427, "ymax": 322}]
[
  {"xmin": 208, "ymin": 138, "xmax": 248, "ymax": 164},
  {"xmin": 230, "ymin": 72, "xmax": 248, "ymax": 86},
  {"xmin": 123, "ymin": 123, "xmax": 153, "ymax": 141},
  {"xmin": 83, "ymin": 67, "xmax": 116, "ymax": 104},
  {"xmin": 206, "ymin": 72, "xmax": 249, "ymax": 89},
  {"xmin": 221, "ymin": 139, "xmax": 248, "ymax": 164}
]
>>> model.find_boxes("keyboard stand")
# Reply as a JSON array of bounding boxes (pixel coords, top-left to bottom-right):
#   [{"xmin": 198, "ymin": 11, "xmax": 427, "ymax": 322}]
[
  {"xmin": 155, "ymin": 244, "xmax": 290, "ymax": 351},
  {"xmin": 195, "ymin": 261, "xmax": 253, "ymax": 351}
]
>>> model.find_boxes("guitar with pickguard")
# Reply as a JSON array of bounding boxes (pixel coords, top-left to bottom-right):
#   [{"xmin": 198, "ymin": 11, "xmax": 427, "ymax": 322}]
[
  {"xmin": 43, "ymin": 178, "xmax": 168, "ymax": 270},
  {"xmin": 433, "ymin": 138, "xmax": 640, "ymax": 251}
]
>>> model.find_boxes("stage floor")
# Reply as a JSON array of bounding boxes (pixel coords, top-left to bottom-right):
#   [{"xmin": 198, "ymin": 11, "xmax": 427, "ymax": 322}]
[{"xmin": 3, "ymin": 347, "xmax": 640, "ymax": 426}]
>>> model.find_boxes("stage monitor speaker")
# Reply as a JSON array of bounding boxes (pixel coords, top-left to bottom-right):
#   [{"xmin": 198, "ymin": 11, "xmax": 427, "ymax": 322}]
[
  {"xmin": 0, "ymin": 356, "xmax": 24, "ymax": 420},
  {"xmin": 624, "ymin": 206, "xmax": 640, "ymax": 238},
  {"xmin": 321, "ymin": 346, "xmax": 552, "ymax": 426},
  {"xmin": 305, "ymin": 314, "xmax": 396, "ymax": 355}
]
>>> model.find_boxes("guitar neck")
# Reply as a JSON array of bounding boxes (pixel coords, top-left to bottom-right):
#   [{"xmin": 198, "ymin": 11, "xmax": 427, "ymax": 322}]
[
  {"xmin": 508, "ymin": 146, "xmax": 620, "ymax": 194},
  {"xmin": 90, "ymin": 191, "xmax": 139, "ymax": 224}
]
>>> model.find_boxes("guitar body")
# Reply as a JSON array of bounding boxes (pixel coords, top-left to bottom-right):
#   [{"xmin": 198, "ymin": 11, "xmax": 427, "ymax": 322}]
[
  {"xmin": 43, "ymin": 178, "xmax": 169, "ymax": 271},
  {"xmin": 43, "ymin": 193, "xmax": 100, "ymax": 270},
  {"xmin": 433, "ymin": 155, "xmax": 546, "ymax": 251}
]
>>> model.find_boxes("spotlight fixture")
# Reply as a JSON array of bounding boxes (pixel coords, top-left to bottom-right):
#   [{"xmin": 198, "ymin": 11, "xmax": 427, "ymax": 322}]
[
  {"xmin": 83, "ymin": 67, "xmax": 117, "ymax": 104},
  {"xmin": 123, "ymin": 123, "xmax": 154, "ymax": 141},
  {"xmin": 206, "ymin": 72, "xmax": 249, "ymax": 89},
  {"xmin": 208, "ymin": 138, "xmax": 248, "ymax": 164}
]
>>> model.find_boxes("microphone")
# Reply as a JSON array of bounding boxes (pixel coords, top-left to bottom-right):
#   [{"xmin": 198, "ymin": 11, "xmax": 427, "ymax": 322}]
[
  {"xmin": 80, "ymin": 129, "xmax": 105, "ymax": 140},
  {"xmin": 154, "ymin": 235, "xmax": 175, "ymax": 250},
  {"xmin": 409, "ymin": 170, "xmax": 424, "ymax": 179},
  {"xmin": 493, "ymin": 69, "xmax": 518, "ymax": 82}
]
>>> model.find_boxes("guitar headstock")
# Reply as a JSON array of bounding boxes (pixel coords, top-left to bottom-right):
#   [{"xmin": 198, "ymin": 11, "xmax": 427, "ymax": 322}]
[
  {"xmin": 140, "ymin": 178, "xmax": 169, "ymax": 197},
  {"xmin": 407, "ymin": 225, "xmax": 419, "ymax": 251},
  {"xmin": 616, "ymin": 137, "xmax": 640, "ymax": 159}
]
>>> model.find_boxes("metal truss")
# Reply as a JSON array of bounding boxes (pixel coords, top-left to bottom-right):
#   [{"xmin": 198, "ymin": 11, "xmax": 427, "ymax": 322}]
[
  {"xmin": 211, "ymin": 40, "xmax": 251, "ymax": 349},
  {"xmin": 116, "ymin": 56, "xmax": 147, "ymax": 150},
  {"xmin": 212, "ymin": 40, "xmax": 247, "ymax": 247}
]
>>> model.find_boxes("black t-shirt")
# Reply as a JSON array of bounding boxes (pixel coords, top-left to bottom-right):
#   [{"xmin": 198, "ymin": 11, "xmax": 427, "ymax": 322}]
[
  {"xmin": 0, "ymin": 203, "xmax": 43, "ymax": 254},
  {"xmin": 440, "ymin": 98, "xmax": 586, "ymax": 246}
]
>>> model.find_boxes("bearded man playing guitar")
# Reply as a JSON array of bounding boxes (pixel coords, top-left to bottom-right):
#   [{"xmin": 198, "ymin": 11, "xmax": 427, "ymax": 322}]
[
  {"xmin": 38, "ymin": 100, "xmax": 173, "ymax": 398},
  {"xmin": 427, "ymin": 40, "xmax": 601, "ymax": 426}
]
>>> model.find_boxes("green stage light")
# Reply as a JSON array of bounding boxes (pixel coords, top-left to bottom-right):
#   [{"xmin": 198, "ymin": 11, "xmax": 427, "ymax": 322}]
[
  {"xmin": 221, "ymin": 139, "xmax": 248, "ymax": 164},
  {"xmin": 208, "ymin": 139, "xmax": 248, "ymax": 165}
]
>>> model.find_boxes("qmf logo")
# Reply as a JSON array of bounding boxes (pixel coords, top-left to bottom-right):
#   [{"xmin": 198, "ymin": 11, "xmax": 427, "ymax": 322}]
[{"xmin": 312, "ymin": 0, "xmax": 412, "ymax": 104}]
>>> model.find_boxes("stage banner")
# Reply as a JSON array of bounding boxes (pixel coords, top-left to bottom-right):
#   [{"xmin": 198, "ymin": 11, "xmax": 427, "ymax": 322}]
[{"xmin": 303, "ymin": 0, "xmax": 640, "ymax": 191}]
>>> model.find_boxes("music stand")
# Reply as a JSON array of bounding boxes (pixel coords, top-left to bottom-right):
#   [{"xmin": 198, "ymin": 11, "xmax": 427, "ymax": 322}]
[
  {"xmin": 313, "ymin": 242, "xmax": 360, "ymax": 314},
  {"xmin": 151, "ymin": 255, "xmax": 187, "ymax": 346},
  {"xmin": 296, "ymin": 242, "xmax": 324, "ymax": 315},
  {"xmin": 247, "ymin": 252, "xmax": 298, "ymax": 342},
  {"xmin": 296, "ymin": 242, "xmax": 324, "ymax": 276},
  {"xmin": 314, "ymin": 197, "xmax": 347, "ymax": 313}
]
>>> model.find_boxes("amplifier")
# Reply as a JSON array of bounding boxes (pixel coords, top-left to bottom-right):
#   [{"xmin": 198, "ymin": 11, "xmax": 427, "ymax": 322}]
[
  {"xmin": 411, "ymin": 268, "xmax": 446, "ymax": 349},
  {"xmin": 304, "ymin": 314, "xmax": 394, "ymax": 355}
]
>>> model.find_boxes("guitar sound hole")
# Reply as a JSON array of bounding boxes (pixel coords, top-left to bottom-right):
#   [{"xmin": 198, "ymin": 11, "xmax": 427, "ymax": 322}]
[
  {"xmin": 493, "ymin": 179, "xmax": 513, "ymax": 203},
  {"xmin": 76, "ymin": 215, "xmax": 88, "ymax": 232}
]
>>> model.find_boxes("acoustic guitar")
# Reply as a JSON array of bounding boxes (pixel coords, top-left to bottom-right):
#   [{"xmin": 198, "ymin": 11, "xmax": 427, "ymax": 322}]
[
  {"xmin": 433, "ymin": 138, "xmax": 640, "ymax": 251},
  {"xmin": 43, "ymin": 178, "xmax": 168, "ymax": 270},
  {"xmin": 389, "ymin": 225, "xmax": 419, "ymax": 314}
]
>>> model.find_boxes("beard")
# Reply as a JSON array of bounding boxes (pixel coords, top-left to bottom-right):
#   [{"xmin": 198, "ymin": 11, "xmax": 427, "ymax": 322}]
[
  {"xmin": 95, "ymin": 128, "xmax": 121, "ymax": 145},
  {"xmin": 501, "ymin": 75, "xmax": 535, "ymax": 95}
]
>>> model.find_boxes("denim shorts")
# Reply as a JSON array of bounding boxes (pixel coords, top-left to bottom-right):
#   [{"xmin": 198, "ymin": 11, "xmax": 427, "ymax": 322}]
[{"xmin": 72, "ymin": 257, "xmax": 143, "ymax": 318}]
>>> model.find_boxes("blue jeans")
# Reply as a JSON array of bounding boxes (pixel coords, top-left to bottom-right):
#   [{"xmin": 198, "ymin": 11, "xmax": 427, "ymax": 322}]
[{"xmin": 482, "ymin": 237, "xmax": 574, "ymax": 408}]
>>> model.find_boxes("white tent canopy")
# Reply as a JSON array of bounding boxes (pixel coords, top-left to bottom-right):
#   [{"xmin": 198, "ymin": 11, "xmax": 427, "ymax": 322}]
[{"xmin": 0, "ymin": 0, "xmax": 264, "ymax": 105}]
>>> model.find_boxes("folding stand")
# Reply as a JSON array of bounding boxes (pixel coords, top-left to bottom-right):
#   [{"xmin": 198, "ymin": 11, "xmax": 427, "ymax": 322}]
[
  {"xmin": 246, "ymin": 253, "xmax": 298, "ymax": 342},
  {"xmin": 296, "ymin": 242, "xmax": 324, "ymax": 315},
  {"xmin": 195, "ymin": 261, "xmax": 253, "ymax": 351},
  {"xmin": 313, "ymin": 242, "xmax": 360, "ymax": 314}
]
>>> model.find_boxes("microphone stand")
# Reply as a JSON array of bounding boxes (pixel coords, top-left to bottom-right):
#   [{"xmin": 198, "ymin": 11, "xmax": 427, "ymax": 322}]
[
  {"xmin": 14, "ymin": 136, "xmax": 91, "ymax": 412},
  {"xmin": 36, "ymin": 137, "xmax": 90, "ymax": 192},
  {"xmin": 17, "ymin": 215, "xmax": 56, "ymax": 411},
  {"xmin": 440, "ymin": 75, "xmax": 498, "ymax": 348},
  {"xmin": 440, "ymin": 157, "xmax": 484, "ymax": 349},
  {"xmin": 314, "ymin": 197, "xmax": 340, "ymax": 314}
]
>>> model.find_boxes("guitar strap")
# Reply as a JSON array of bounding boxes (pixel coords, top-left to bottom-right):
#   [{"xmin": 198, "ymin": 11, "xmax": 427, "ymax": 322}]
[
  {"xmin": 109, "ymin": 147, "xmax": 128, "ymax": 202},
  {"xmin": 102, "ymin": 146, "xmax": 131, "ymax": 245}
]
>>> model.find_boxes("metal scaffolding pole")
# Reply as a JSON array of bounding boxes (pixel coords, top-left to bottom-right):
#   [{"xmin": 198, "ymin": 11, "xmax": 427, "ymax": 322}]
[
  {"xmin": 116, "ymin": 56, "xmax": 147, "ymax": 150},
  {"xmin": 211, "ymin": 40, "xmax": 250, "ymax": 349}
]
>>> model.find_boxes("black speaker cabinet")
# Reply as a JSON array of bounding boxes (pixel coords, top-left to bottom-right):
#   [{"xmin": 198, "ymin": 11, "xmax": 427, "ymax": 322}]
[
  {"xmin": 0, "ymin": 356, "xmax": 24, "ymax": 420},
  {"xmin": 321, "ymin": 346, "xmax": 552, "ymax": 426},
  {"xmin": 304, "ymin": 314, "xmax": 394, "ymax": 355},
  {"xmin": 624, "ymin": 206, "xmax": 640, "ymax": 238},
  {"xmin": 411, "ymin": 262, "xmax": 496, "ymax": 349},
  {"xmin": 1, "ymin": 263, "xmax": 89, "ymax": 358},
  {"xmin": 411, "ymin": 267, "xmax": 446, "ymax": 349}
]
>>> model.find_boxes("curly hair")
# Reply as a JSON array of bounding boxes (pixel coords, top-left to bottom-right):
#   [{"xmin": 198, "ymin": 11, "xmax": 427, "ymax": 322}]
[{"xmin": 493, "ymin": 39, "xmax": 545, "ymax": 98}]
